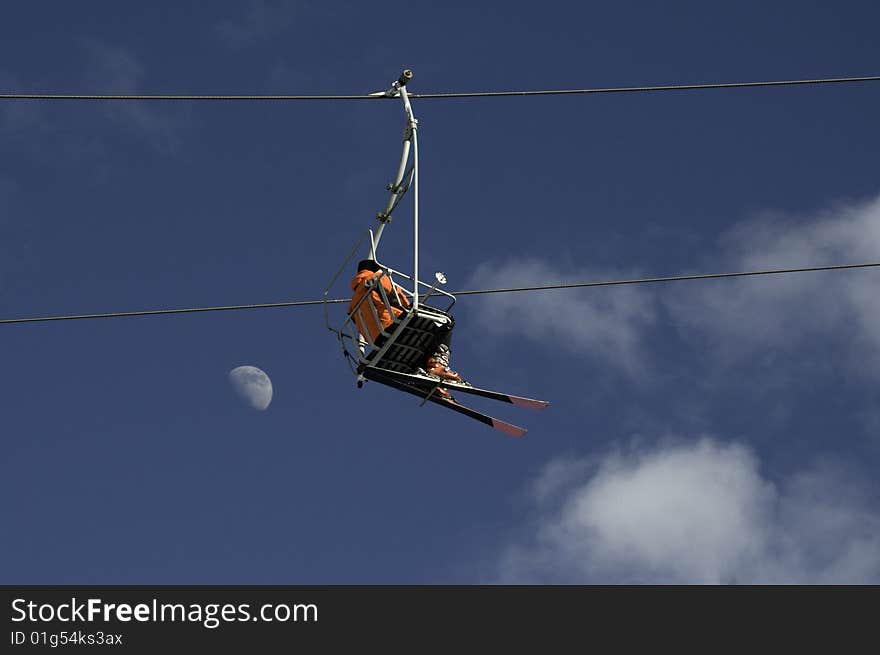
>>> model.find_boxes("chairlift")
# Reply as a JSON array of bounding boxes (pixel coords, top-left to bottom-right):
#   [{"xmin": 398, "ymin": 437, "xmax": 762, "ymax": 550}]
[{"xmin": 323, "ymin": 70, "xmax": 548, "ymax": 437}]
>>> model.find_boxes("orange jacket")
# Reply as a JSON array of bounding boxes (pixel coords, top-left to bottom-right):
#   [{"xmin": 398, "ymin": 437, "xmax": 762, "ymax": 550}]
[{"xmin": 348, "ymin": 269, "xmax": 411, "ymax": 343}]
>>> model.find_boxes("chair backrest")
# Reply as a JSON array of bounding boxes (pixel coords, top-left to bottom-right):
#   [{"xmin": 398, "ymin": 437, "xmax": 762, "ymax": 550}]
[
  {"xmin": 364, "ymin": 308, "xmax": 453, "ymax": 374},
  {"xmin": 323, "ymin": 229, "xmax": 457, "ymax": 381}
]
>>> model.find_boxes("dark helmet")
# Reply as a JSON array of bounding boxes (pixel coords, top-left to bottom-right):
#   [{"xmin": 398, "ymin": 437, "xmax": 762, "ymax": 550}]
[{"xmin": 356, "ymin": 259, "xmax": 381, "ymax": 272}]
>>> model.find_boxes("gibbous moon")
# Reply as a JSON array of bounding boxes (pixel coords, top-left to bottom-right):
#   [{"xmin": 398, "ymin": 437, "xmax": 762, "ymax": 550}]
[{"xmin": 228, "ymin": 365, "xmax": 273, "ymax": 411}]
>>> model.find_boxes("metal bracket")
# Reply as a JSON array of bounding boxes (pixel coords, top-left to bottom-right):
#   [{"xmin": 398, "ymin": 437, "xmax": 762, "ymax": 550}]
[
  {"xmin": 372, "ymin": 69, "xmax": 413, "ymax": 99},
  {"xmin": 403, "ymin": 120, "xmax": 417, "ymax": 141}
]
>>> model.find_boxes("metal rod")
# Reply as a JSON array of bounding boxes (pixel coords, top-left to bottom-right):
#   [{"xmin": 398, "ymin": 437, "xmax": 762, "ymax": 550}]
[
  {"xmin": 324, "ymin": 229, "xmax": 370, "ymax": 329},
  {"xmin": 413, "ymin": 128, "xmax": 419, "ymax": 311},
  {"xmin": 398, "ymin": 82, "xmax": 419, "ymax": 311}
]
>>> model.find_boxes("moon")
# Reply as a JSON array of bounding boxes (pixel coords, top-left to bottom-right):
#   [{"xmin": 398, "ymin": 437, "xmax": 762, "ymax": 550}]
[{"xmin": 228, "ymin": 365, "xmax": 273, "ymax": 411}]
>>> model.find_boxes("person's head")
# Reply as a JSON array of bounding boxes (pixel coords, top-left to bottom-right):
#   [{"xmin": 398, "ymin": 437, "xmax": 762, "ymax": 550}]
[{"xmin": 356, "ymin": 259, "xmax": 381, "ymax": 273}]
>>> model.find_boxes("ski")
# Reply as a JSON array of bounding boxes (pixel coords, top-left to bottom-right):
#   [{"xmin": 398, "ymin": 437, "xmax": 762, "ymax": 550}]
[
  {"xmin": 362, "ymin": 367, "xmax": 549, "ymax": 410},
  {"xmin": 365, "ymin": 368, "xmax": 527, "ymax": 437}
]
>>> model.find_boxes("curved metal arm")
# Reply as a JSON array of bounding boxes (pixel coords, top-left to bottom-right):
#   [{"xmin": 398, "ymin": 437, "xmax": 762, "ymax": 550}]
[{"xmin": 371, "ymin": 69, "xmax": 418, "ymax": 263}]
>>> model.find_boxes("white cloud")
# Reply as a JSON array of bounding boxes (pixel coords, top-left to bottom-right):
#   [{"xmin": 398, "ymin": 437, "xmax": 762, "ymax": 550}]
[
  {"xmin": 214, "ymin": 0, "xmax": 298, "ymax": 48},
  {"xmin": 81, "ymin": 40, "xmax": 186, "ymax": 153},
  {"xmin": 500, "ymin": 438, "xmax": 880, "ymax": 583},
  {"xmin": 665, "ymin": 195, "xmax": 880, "ymax": 366},
  {"xmin": 467, "ymin": 194, "xmax": 880, "ymax": 376},
  {"xmin": 466, "ymin": 258, "xmax": 657, "ymax": 376},
  {"xmin": 3, "ymin": 44, "xmax": 185, "ymax": 164}
]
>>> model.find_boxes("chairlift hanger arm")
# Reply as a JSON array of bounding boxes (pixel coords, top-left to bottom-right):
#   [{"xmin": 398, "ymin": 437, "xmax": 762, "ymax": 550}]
[{"xmin": 371, "ymin": 69, "xmax": 417, "ymax": 258}]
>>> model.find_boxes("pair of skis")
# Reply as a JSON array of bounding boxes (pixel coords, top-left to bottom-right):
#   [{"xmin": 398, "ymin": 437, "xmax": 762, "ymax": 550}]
[{"xmin": 362, "ymin": 367, "xmax": 549, "ymax": 437}]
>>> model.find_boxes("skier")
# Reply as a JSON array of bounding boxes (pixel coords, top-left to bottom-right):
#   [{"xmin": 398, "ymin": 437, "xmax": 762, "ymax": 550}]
[{"xmin": 347, "ymin": 259, "xmax": 464, "ymax": 385}]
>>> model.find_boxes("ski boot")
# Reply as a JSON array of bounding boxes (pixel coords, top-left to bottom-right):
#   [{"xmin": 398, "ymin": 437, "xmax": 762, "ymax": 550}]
[{"xmin": 426, "ymin": 344, "xmax": 466, "ymax": 384}]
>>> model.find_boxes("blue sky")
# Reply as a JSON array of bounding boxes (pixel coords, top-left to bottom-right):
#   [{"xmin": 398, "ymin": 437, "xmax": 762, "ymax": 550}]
[{"xmin": 2, "ymin": 0, "xmax": 879, "ymax": 584}]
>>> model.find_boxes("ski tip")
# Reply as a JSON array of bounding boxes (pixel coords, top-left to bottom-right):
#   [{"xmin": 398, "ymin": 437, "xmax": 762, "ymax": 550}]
[
  {"xmin": 511, "ymin": 397, "xmax": 550, "ymax": 410},
  {"xmin": 493, "ymin": 419, "xmax": 527, "ymax": 438}
]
